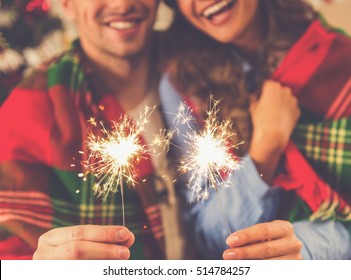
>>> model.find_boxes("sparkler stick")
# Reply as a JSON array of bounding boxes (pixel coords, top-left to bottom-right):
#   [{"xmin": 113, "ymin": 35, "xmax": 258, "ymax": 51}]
[
  {"xmin": 175, "ymin": 97, "xmax": 242, "ymax": 235},
  {"xmin": 82, "ymin": 106, "xmax": 171, "ymax": 226}
]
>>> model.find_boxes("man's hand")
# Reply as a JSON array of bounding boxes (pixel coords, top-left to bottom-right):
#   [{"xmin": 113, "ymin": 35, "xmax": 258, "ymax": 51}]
[
  {"xmin": 33, "ymin": 225, "xmax": 135, "ymax": 260},
  {"xmin": 223, "ymin": 220, "xmax": 303, "ymax": 260}
]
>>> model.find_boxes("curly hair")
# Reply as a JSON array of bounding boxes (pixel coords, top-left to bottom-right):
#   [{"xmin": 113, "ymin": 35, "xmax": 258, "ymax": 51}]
[{"xmin": 161, "ymin": 0, "xmax": 317, "ymax": 154}]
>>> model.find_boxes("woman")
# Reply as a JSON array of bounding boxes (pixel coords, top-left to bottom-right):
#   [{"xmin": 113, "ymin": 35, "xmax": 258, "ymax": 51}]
[{"xmin": 161, "ymin": 0, "xmax": 351, "ymax": 259}]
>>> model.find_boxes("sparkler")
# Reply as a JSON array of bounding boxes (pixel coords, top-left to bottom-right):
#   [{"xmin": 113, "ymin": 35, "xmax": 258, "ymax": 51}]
[
  {"xmin": 82, "ymin": 106, "xmax": 169, "ymax": 226},
  {"xmin": 175, "ymin": 97, "xmax": 242, "ymax": 235}
]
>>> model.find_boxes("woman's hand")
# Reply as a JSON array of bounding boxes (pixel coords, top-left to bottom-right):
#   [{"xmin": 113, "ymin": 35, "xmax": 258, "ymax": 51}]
[
  {"xmin": 223, "ymin": 220, "xmax": 303, "ymax": 260},
  {"xmin": 249, "ymin": 80, "xmax": 300, "ymax": 183},
  {"xmin": 33, "ymin": 225, "xmax": 135, "ymax": 260}
]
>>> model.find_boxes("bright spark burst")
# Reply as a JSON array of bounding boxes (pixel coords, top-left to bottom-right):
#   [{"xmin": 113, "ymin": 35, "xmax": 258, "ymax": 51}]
[
  {"xmin": 83, "ymin": 106, "xmax": 157, "ymax": 201},
  {"xmin": 82, "ymin": 105, "xmax": 172, "ymax": 226},
  {"xmin": 176, "ymin": 98, "xmax": 241, "ymax": 202}
]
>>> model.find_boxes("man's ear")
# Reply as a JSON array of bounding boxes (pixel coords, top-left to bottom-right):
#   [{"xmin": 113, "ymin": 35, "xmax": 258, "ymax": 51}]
[{"xmin": 60, "ymin": 0, "xmax": 76, "ymax": 21}]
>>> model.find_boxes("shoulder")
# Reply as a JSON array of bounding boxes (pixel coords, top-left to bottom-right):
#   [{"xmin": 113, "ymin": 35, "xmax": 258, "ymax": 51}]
[
  {"xmin": 16, "ymin": 50, "xmax": 73, "ymax": 93},
  {"xmin": 17, "ymin": 69, "xmax": 49, "ymax": 92},
  {"xmin": 0, "ymin": 54, "xmax": 67, "ymax": 122},
  {"xmin": 316, "ymin": 18, "xmax": 351, "ymax": 50}
]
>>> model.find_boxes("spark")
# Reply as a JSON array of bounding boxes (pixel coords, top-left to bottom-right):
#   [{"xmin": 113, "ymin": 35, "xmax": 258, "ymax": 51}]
[
  {"xmin": 83, "ymin": 105, "xmax": 170, "ymax": 226},
  {"xmin": 175, "ymin": 97, "xmax": 242, "ymax": 234},
  {"xmin": 84, "ymin": 107, "xmax": 154, "ymax": 198},
  {"xmin": 174, "ymin": 102, "xmax": 196, "ymax": 126},
  {"xmin": 87, "ymin": 117, "xmax": 98, "ymax": 127},
  {"xmin": 151, "ymin": 128, "xmax": 174, "ymax": 154},
  {"xmin": 176, "ymin": 98, "xmax": 241, "ymax": 202}
]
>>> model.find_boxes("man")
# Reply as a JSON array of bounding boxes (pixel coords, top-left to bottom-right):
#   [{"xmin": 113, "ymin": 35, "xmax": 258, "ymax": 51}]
[{"xmin": 0, "ymin": 0, "xmax": 190, "ymax": 260}]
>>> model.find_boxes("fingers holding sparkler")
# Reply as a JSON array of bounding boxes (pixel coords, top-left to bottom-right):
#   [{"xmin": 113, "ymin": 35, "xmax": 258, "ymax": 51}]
[{"xmin": 33, "ymin": 225, "xmax": 135, "ymax": 260}]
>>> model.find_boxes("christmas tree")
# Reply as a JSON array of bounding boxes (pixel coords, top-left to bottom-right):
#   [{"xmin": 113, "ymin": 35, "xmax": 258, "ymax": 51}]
[{"xmin": 0, "ymin": 0, "xmax": 63, "ymax": 105}]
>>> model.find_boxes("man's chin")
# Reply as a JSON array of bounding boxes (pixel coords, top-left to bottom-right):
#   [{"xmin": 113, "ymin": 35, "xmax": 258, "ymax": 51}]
[{"xmin": 110, "ymin": 42, "xmax": 151, "ymax": 59}]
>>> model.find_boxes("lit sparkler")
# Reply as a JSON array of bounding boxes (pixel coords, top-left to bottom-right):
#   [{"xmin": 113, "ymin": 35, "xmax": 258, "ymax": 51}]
[
  {"xmin": 175, "ymin": 97, "xmax": 242, "ymax": 234},
  {"xmin": 82, "ymin": 106, "xmax": 166, "ymax": 226}
]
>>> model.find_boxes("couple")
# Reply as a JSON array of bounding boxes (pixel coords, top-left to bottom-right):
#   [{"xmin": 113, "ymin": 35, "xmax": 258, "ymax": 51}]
[{"xmin": 0, "ymin": 0, "xmax": 350, "ymax": 260}]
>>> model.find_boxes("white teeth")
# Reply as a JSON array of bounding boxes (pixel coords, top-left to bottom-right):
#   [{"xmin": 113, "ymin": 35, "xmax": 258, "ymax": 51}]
[
  {"xmin": 109, "ymin": 21, "xmax": 138, "ymax": 30},
  {"xmin": 202, "ymin": 0, "xmax": 233, "ymax": 18}
]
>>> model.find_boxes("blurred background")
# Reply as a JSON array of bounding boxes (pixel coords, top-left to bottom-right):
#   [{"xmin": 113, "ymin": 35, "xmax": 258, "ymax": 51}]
[{"xmin": 1, "ymin": 0, "xmax": 351, "ymax": 104}]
